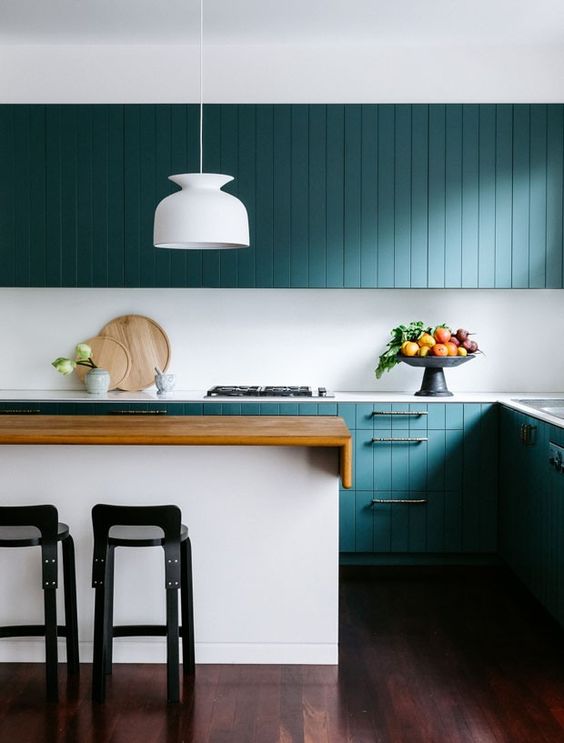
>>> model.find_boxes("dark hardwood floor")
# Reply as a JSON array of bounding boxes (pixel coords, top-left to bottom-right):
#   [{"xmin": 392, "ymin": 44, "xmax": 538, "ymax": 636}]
[{"xmin": 1, "ymin": 567, "xmax": 563, "ymax": 743}]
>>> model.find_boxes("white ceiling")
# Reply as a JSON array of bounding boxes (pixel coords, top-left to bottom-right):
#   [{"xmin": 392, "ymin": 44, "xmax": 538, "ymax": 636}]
[{"xmin": 0, "ymin": 0, "xmax": 562, "ymax": 46}]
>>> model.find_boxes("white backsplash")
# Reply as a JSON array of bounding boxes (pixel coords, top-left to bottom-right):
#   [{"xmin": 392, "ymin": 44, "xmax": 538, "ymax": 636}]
[{"xmin": 1, "ymin": 287, "xmax": 562, "ymax": 393}]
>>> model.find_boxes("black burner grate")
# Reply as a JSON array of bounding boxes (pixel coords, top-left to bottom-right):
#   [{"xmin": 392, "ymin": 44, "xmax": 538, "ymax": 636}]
[{"xmin": 206, "ymin": 386, "xmax": 313, "ymax": 398}]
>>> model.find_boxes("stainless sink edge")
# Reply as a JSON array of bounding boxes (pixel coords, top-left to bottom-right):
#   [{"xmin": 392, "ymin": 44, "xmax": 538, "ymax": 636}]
[{"xmin": 511, "ymin": 399, "xmax": 564, "ymax": 420}]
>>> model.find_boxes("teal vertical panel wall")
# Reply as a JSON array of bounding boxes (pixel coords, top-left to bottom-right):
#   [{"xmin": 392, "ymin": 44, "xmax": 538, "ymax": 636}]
[
  {"xmin": 0, "ymin": 103, "xmax": 563, "ymax": 288},
  {"xmin": 410, "ymin": 105, "xmax": 429, "ymax": 288},
  {"xmin": 478, "ymin": 105, "xmax": 496, "ymax": 287},
  {"xmin": 428, "ymin": 105, "xmax": 446, "ymax": 287},
  {"xmin": 546, "ymin": 106, "xmax": 564, "ymax": 288}
]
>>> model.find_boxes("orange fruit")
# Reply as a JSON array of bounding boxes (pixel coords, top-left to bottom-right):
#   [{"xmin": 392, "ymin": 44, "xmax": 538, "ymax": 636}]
[
  {"xmin": 445, "ymin": 342, "xmax": 458, "ymax": 356},
  {"xmin": 431, "ymin": 343, "xmax": 448, "ymax": 357},
  {"xmin": 418, "ymin": 333, "xmax": 436, "ymax": 348},
  {"xmin": 434, "ymin": 327, "xmax": 452, "ymax": 344},
  {"xmin": 402, "ymin": 342, "xmax": 420, "ymax": 357}
]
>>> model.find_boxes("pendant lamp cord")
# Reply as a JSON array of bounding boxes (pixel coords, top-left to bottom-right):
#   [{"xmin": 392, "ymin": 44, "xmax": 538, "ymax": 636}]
[{"xmin": 199, "ymin": 0, "xmax": 204, "ymax": 174}]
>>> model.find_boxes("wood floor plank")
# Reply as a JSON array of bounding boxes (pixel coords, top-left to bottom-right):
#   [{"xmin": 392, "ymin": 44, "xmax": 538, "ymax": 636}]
[{"xmin": 0, "ymin": 568, "xmax": 563, "ymax": 743}]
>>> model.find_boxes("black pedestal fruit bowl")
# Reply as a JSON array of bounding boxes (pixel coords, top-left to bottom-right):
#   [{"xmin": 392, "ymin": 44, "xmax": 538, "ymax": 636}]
[{"xmin": 398, "ymin": 355, "xmax": 474, "ymax": 397}]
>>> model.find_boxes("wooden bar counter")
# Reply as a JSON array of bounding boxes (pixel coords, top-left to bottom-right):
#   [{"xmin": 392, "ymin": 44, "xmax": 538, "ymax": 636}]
[
  {"xmin": 0, "ymin": 414, "xmax": 351, "ymax": 665},
  {"xmin": 0, "ymin": 414, "xmax": 352, "ymax": 488}
]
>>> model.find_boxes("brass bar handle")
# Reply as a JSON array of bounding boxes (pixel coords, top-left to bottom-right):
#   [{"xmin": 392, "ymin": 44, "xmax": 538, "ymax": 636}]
[
  {"xmin": 371, "ymin": 498, "xmax": 428, "ymax": 505},
  {"xmin": 524, "ymin": 424, "xmax": 537, "ymax": 446},
  {"xmin": 0, "ymin": 409, "xmax": 41, "ymax": 414},
  {"xmin": 520, "ymin": 423, "xmax": 537, "ymax": 445},
  {"xmin": 371, "ymin": 437, "xmax": 428, "ymax": 443},
  {"xmin": 108, "ymin": 410, "xmax": 168, "ymax": 415},
  {"xmin": 372, "ymin": 410, "xmax": 428, "ymax": 416}
]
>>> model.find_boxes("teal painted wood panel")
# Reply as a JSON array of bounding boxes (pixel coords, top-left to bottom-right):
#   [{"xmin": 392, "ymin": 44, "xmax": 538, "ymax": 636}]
[
  {"xmin": 426, "ymin": 428, "xmax": 446, "ymax": 491},
  {"xmin": 461, "ymin": 403, "xmax": 484, "ymax": 551},
  {"xmin": 290, "ymin": 106, "xmax": 309, "ymax": 287},
  {"xmin": 428, "ymin": 105, "xmax": 446, "ymax": 287},
  {"xmin": 498, "ymin": 407, "xmax": 564, "ymax": 630},
  {"xmin": 529, "ymin": 106, "xmax": 548, "ymax": 288},
  {"xmin": 272, "ymin": 105, "xmax": 292, "ymax": 288},
  {"xmin": 0, "ymin": 103, "xmax": 563, "ymax": 288},
  {"xmin": 461, "ymin": 105, "xmax": 479, "ymax": 288},
  {"xmin": 344, "ymin": 105, "xmax": 362, "ymax": 287},
  {"xmin": 478, "ymin": 105, "xmax": 496, "ymax": 288},
  {"xmin": 494, "ymin": 106, "xmax": 513, "ymax": 287},
  {"xmin": 410, "ymin": 105, "xmax": 429, "ymax": 287},
  {"xmin": 355, "ymin": 429, "xmax": 375, "ymax": 490},
  {"xmin": 337, "ymin": 403, "xmax": 356, "ymax": 430},
  {"xmin": 394, "ymin": 105, "xmax": 411, "ymax": 288},
  {"xmin": 255, "ymin": 106, "xmax": 274, "ymax": 288},
  {"xmin": 369, "ymin": 491, "xmax": 457, "ymax": 554},
  {"xmin": 444, "ymin": 105, "xmax": 463, "ymax": 287},
  {"xmin": 0, "ymin": 107, "xmax": 15, "ymax": 284},
  {"xmin": 360, "ymin": 106, "xmax": 378, "ymax": 287},
  {"xmin": 377, "ymin": 105, "xmax": 395, "ymax": 287},
  {"xmin": 512, "ymin": 106, "xmax": 531, "ymax": 288},
  {"xmin": 547, "ymin": 106, "xmax": 564, "ymax": 288},
  {"xmin": 354, "ymin": 402, "xmax": 496, "ymax": 554},
  {"xmin": 326, "ymin": 106, "xmax": 345, "ymax": 288},
  {"xmin": 339, "ymin": 489, "xmax": 356, "ymax": 552},
  {"xmin": 309, "ymin": 105, "xmax": 327, "ymax": 288}
]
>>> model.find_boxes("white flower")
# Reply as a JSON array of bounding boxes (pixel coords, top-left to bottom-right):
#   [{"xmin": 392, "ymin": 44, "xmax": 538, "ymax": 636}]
[
  {"xmin": 75, "ymin": 343, "xmax": 92, "ymax": 362},
  {"xmin": 51, "ymin": 357, "xmax": 77, "ymax": 376}
]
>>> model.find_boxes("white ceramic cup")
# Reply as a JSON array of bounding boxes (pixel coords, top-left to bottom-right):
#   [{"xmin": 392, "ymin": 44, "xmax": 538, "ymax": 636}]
[{"xmin": 155, "ymin": 373, "xmax": 176, "ymax": 394}]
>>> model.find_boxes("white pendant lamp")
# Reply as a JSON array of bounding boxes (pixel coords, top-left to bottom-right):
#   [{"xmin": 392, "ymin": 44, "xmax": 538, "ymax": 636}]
[{"xmin": 154, "ymin": 0, "xmax": 249, "ymax": 250}]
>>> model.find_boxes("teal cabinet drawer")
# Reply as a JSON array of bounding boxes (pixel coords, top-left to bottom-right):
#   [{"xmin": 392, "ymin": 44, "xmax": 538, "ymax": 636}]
[
  {"xmin": 356, "ymin": 429, "xmax": 430, "ymax": 492},
  {"xmin": 337, "ymin": 403, "xmax": 356, "ymax": 429},
  {"xmin": 355, "ymin": 490, "xmax": 463, "ymax": 553},
  {"xmin": 357, "ymin": 404, "xmax": 430, "ymax": 431},
  {"xmin": 356, "ymin": 403, "xmax": 378, "ymax": 429}
]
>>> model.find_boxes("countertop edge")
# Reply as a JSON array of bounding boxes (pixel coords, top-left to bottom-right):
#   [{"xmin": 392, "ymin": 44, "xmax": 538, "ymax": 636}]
[{"xmin": 0, "ymin": 414, "xmax": 353, "ymax": 489}]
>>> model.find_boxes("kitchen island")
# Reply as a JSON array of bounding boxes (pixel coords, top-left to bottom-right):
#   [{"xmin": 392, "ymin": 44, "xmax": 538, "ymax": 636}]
[{"xmin": 0, "ymin": 415, "xmax": 351, "ymax": 665}]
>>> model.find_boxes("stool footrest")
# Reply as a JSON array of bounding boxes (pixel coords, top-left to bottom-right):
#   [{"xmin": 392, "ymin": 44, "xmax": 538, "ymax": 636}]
[
  {"xmin": 112, "ymin": 624, "xmax": 189, "ymax": 638},
  {"xmin": 0, "ymin": 624, "xmax": 72, "ymax": 638}
]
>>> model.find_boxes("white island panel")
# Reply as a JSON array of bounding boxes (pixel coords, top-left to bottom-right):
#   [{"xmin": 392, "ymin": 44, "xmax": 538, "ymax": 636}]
[{"xmin": 0, "ymin": 445, "xmax": 338, "ymax": 664}]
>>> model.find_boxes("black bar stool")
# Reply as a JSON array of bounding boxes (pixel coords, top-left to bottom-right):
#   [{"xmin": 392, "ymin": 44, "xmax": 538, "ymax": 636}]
[
  {"xmin": 0, "ymin": 505, "xmax": 80, "ymax": 701},
  {"xmin": 91, "ymin": 504, "xmax": 195, "ymax": 704}
]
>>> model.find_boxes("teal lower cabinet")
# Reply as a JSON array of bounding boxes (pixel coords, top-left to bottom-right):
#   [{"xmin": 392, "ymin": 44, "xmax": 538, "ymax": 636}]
[
  {"xmin": 342, "ymin": 403, "xmax": 498, "ymax": 561},
  {"xmin": 499, "ymin": 406, "xmax": 564, "ymax": 627},
  {"xmin": 0, "ymin": 399, "xmax": 499, "ymax": 564}
]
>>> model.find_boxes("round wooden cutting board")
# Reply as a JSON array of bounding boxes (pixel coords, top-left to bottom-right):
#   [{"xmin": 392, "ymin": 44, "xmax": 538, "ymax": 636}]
[
  {"xmin": 74, "ymin": 336, "xmax": 131, "ymax": 391},
  {"xmin": 99, "ymin": 314, "xmax": 171, "ymax": 391}
]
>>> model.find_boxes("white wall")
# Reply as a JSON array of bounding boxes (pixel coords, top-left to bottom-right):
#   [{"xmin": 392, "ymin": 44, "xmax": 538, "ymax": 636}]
[
  {"xmin": 1, "ymin": 287, "xmax": 562, "ymax": 393},
  {"xmin": 1, "ymin": 42, "xmax": 564, "ymax": 103}
]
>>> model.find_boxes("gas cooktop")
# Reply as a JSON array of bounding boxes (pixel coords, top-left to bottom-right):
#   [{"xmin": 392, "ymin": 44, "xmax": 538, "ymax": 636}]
[{"xmin": 206, "ymin": 386, "xmax": 333, "ymax": 398}]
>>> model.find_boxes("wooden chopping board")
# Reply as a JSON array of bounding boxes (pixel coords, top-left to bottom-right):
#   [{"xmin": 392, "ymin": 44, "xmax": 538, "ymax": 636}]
[
  {"xmin": 74, "ymin": 336, "xmax": 131, "ymax": 391},
  {"xmin": 99, "ymin": 314, "xmax": 171, "ymax": 391}
]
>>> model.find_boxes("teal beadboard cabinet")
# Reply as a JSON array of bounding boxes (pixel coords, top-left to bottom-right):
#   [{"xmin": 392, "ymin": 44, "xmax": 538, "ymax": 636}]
[
  {"xmin": 345, "ymin": 402, "xmax": 498, "ymax": 556},
  {"xmin": 499, "ymin": 406, "xmax": 564, "ymax": 628},
  {"xmin": 0, "ymin": 400, "xmax": 498, "ymax": 562},
  {"xmin": 0, "ymin": 104, "xmax": 563, "ymax": 288}
]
